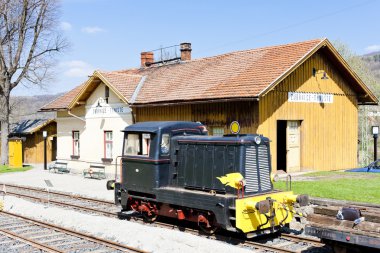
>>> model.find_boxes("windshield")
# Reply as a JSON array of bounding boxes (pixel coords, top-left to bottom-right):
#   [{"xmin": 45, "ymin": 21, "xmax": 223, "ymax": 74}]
[{"xmin": 123, "ymin": 133, "xmax": 151, "ymax": 156}]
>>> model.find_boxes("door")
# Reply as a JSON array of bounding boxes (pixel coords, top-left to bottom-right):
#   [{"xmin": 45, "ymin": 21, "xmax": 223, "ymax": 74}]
[
  {"xmin": 51, "ymin": 137, "xmax": 57, "ymax": 161},
  {"xmin": 277, "ymin": 121, "xmax": 287, "ymax": 171},
  {"xmin": 286, "ymin": 121, "xmax": 301, "ymax": 172}
]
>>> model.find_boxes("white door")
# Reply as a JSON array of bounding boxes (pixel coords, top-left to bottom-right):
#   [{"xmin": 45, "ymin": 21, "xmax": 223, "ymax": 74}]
[{"xmin": 286, "ymin": 121, "xmax": 301, "ymax": 172}]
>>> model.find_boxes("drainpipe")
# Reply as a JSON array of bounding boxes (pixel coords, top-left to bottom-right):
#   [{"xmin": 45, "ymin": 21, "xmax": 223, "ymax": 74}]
[{"xmin": 68, "ymin": 110, "xmax": 86, "ymax": 122}]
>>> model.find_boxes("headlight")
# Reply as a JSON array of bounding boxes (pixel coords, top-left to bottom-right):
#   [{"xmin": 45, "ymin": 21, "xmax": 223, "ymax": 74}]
[{"xmin": 254, "ymin": 136, "xmax": 261, "ymax": 145}]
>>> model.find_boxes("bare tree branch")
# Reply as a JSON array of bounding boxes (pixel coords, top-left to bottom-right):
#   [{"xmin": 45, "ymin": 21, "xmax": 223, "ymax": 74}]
[{"xmin": 0, "ymin": 0, "xmax": 67, "ymax": 164}]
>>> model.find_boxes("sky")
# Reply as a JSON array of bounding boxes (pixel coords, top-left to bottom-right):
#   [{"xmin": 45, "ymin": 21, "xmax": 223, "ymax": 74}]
[{"xmin": 12, "ymin": 0, "xmax": 380, "ymax": 96}]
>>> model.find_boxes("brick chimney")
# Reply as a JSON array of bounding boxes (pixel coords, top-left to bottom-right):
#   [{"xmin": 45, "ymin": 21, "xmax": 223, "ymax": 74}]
[
  {"xmin": 141, "ymin": 51, "xmax": 154, "ymax": 67},
  {"xmin": 180, "ymin": 42, "xmax": 192, "ymax": 61}
]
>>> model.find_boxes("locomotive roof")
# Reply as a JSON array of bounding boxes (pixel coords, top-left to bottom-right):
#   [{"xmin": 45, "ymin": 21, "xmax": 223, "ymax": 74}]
[
  {"xmin": 123, "ymin": 121, "xmax": 203, "ymax": 133},
  {"xmin": 174, "ymin": 134, "xmax": 269, "ymax": 144}
]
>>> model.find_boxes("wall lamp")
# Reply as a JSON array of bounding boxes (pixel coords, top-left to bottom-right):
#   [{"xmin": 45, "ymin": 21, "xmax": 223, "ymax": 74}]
[
  {"xmin": 312, "ymin": 67, "xmax": 329, "ymax": 80},
  {"xmin": 96, "ymin": 97, "xmax": 107, "ymax": 108}
]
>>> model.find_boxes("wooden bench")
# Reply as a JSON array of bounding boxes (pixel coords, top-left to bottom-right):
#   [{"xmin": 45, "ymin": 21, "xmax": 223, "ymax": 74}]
[
  {"xmin": 48, "ymin": 161, "xmax": 70, "ymax": 173},
  {"xmin": 83, "ymin": 165, "xmax": 106, "ymax": 179}
]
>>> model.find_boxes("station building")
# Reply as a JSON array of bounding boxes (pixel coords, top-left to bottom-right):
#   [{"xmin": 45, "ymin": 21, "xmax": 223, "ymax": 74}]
[
  {"xmin": 0, "ymin": 119, "xmax": 57, "ymax": 165},
  {"xmin": 41, "ymin": 38, "xmax": 377, "ymax": 174}
]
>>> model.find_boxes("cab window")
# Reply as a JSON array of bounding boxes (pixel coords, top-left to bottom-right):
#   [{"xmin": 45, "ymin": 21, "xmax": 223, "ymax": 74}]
[
  {"xmin": 161, "ymin": 133, "xmax": 170, "ymax": 155},
  {"xmin": 124, "ymin": 133, "xmax": 151, "ymax": 156}
]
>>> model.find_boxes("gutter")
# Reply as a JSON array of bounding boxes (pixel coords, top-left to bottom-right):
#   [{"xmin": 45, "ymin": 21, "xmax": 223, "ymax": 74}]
[
  {"xmin": 68, "ymin": 110, "xmax": 86, "ymax": 122},
  {"xmin": 130, "ymin": 97, "xmax": 259, "ymax": 108}
]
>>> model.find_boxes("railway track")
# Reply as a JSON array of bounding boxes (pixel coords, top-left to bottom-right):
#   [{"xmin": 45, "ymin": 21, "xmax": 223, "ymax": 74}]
[
  {"xmin": 2, "ymin": 183, "xmax": 119, "ymax": 217},
  {"xmin": 0, "ymin": 210, "xmax": 147, "ymax": 253},
  {"xmin": 1, "ymin": 183, "xmax": 329, "ymax": 253}
]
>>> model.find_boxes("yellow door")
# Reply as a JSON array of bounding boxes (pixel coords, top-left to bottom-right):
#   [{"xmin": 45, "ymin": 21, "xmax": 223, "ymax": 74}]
[
  {"xmin": 286, "ymin": 121, "xmax": 301, "ymax": 172},
  {"xmin": 9, "ymin": 139, "xmax": 23, "ymax": 168}
]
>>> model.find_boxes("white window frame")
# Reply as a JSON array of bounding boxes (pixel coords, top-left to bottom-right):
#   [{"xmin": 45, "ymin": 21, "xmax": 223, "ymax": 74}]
[
  {"xmin": 104, "ymin": 131, "xmax": 113, "ymax": 159},
  {"xmin": 72, "ymin": 131, "xmax": 80, "ymax": 156}
]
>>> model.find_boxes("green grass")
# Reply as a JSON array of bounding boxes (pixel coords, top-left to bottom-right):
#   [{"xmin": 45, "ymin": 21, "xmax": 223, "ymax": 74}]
[
  {"xmin": 0, "ymin": 165, "xmax": 32, "ymax": 174},
  {"xmin": 274, "ymin": 172, "xmax": 380, "ymax": 204}
]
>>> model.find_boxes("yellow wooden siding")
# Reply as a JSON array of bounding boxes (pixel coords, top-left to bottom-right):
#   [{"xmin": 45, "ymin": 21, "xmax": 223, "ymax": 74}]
[
  {"xmin": 23, "ymin": 122, "xmax": 57, "ymax": 164},
  {"xmin": 136, "ymin": 102, "xmax": 259, "ymax": 134},
  {"xmin": 258, "ymin": 51, "xmax": 358, "ymax": 171},
  {"xmin": 135, "ymin": 51, "xmax": 360, "ymax": 172}
]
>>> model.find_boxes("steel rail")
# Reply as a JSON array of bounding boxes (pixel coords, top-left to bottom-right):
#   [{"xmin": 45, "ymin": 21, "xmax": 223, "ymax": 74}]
[
  {"xmin": 1, "ymin": 183, "xmax": 114, "ymax": 205},
  {"xmin": 0, "ymin": 228, "xmax": 65, "ymax": 253},
  {"xmin": 280, "ymin": 233, "xmax": 325, "ymax": 247},
  {"xmin": 6, "ymin": 191, "xmax": 118, "ymax": 217},
  {"xmin": 3, "ymin": 184, "xmax": 326, "ymax": 253},
  {"xmin": 0, "ymin": 211, "xmax": 148, "ymax": 253},
  {"xmin": 243, "ymin": 240, "xmax": 305, "ymax": 253}
]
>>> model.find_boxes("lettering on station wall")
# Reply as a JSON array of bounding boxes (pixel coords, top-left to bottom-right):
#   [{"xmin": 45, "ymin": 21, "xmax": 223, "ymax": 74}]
[
  {"xmin": 86, "ymin": 102, "xmax": 131, "ymax": 119},
  {"xmin": 288, "ymin": 92, "xmax": 333, "ymax": 104}
]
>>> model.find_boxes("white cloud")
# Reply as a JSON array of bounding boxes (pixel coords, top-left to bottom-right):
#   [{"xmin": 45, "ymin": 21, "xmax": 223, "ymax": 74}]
[
  {"xmin": 60, "ymin": 60, "xmax": 94, "ymax": 78},
  {"xmin": 81, "ymin": 26, "xmax": 105, "ymax": 34},
  {"xmin": 365, "ymin": 44, "xmax": 380, "ymax": 53},
  {"xmin": 60, "ymin": 21, "xmax": 72, "ymax": 31}
]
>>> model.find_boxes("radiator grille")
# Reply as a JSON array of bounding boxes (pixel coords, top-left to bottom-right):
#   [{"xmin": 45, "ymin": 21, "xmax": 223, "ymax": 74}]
[
  {"xmin": 245, "ymin": 145, "xmax": 272, "ymax": 193},
  {"xmin": 258, "ymin": 145, "xmax": 271, "ymax": 191},
  {"xmin": 245, "ymin": 146, "xmax": 259, "ymax": 192}
]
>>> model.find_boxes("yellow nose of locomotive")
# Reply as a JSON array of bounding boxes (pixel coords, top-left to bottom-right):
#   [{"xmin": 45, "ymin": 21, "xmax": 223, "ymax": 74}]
[{"xmin": 236, "ymin": 192, "xmax": 308, "ymax": 234}]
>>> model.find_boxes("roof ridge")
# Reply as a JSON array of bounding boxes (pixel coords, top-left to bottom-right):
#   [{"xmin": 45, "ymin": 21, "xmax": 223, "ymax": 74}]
[
  {"xmin": 99, "ymin": 39, "xmax": 325, "ymax": 73},
  {"xmin": 188, "ymin": 38, "xmax": 325, "ymax": 64},
  {"xmin": 97, "ymin": 69, "xmax": 143, "ymax": 77}
]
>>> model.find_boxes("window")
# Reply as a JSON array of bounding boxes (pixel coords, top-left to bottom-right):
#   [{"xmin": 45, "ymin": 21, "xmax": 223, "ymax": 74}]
[
  {"xmin": 212, "ymin": 127, "xmax": 225, "ymax": 136},
  {"xmin": 123, "ymin": 133, "xmax": 151, "ymax": 156},
  {"xmin": 161, "ymin": 134, "xmax": 170, "ymax": 155},
  {"xmin": 72, "ymin": 131, "xmax": 80, "ymax": 156},
  {"xmin": 105, "ymin": 86, "xmax": 109, "ymax": 104},
  {"xmin": 104, "ymin": 131, "xmax": 113, "ymax": 159}
]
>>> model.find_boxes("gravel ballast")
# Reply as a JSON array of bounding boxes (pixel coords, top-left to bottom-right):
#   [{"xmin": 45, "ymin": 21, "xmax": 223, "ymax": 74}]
[{"xmin": 0, "ymin": 165, "xmax": 252, "ymax": 253}]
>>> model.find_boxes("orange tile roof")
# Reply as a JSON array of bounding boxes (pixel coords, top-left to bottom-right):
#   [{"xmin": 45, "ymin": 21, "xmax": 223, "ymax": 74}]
[
  {"xmin": 96, "ymin": 71, "xmax": 143, "ymax": 102},
  {"xmin": 127, "ymin": 38, "xmax": 324, "ymax": 104},
  {"xmin": 40, "ymin": 83, "xmax": 86, "ymax": 111},
  {"xmin": 40, "ymin": 38, "xmax": 378, "ymax": 110}
]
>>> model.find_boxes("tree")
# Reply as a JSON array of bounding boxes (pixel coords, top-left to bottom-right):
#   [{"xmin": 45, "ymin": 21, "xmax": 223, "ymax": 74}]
[
  {"xmin": 333, "ymin": 40, "xmax": 380, "ymax": 166},
  {"xmin": 0, "ymin": 0, "xmax": 66, "ymax": 164}
]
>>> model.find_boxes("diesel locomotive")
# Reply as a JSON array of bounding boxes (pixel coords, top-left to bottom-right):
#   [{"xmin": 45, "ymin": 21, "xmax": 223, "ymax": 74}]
[{"xmin": 107, "ymin": 121, "xmax": 308, "ymax": 237}]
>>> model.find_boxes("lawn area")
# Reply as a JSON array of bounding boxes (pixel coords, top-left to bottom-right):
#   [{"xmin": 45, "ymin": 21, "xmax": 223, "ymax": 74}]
[
  {"xmin": 274, "ymin": 171, "xmax": 380, "ymax": 204},
  {"xmin": 0, "ymin": 165, "xmax": 31, "ymax": 173}
]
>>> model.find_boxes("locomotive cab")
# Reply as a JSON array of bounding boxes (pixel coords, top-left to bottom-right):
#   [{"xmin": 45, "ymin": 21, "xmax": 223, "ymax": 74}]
[
  {"xmin": 111, "ymin": 121, "xmax": 207, "ymax": 207},
  {"xmin": 109, "ymin": 121, "xmax": 308, "ymax": 237}
]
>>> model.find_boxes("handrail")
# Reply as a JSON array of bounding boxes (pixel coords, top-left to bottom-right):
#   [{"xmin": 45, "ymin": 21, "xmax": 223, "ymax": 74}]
[{"xmin": 114, "ymin": 155, "xmax": 127, "ymax": 181}]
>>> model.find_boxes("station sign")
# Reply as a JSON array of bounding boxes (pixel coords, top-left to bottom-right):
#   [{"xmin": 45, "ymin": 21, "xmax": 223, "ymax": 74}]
[
  {"xmin": 288, "ymin": 92, "xmax": 333, "ymax": 104},
  {"xmin": 86, "ymin": 102, "xmax": 131, "ymax": 119}
]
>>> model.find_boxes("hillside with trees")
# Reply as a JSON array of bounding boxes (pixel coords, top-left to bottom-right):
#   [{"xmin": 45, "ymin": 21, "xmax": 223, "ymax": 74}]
[
  {"xmin": 10, "ymin": 94, "xmax": 61, "ymax": 123},
  {"xmin": 362, "ymin": 51, "xmax": 380, "ymax": 81}
]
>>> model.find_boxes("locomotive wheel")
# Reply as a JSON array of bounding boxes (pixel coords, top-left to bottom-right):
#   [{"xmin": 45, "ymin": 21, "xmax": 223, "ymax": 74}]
[
  {"xmin": 142, "ymin": 211, "xmax": 157, "ymax": 223},
  {"xmin": 199, "ymin": 223, "xmax": 218, "ymax": 235},
  {"xmin": 198, "ymin": 213, "xmax": 218, "ymax": 235}
]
